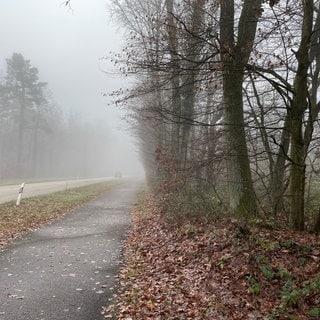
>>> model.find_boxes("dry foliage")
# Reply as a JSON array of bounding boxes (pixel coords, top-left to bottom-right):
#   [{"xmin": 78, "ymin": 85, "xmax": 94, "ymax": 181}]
[{"xmin": 105, "ymin": 194, "xmax": 320, "ymax": 320}]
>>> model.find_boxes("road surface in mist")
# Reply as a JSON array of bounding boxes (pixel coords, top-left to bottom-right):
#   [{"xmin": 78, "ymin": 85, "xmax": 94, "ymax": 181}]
[
  {"xmin": 0, "ymin": 179, "xmax": 142, "ymax": 320},
  {"xmin": 0, "ymin": 178, "xmax": 115, "ymax": 204}
]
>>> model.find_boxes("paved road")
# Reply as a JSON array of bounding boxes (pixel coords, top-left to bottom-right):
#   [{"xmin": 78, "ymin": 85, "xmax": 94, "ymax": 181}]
[
  {"xmin": 0, "ymin": 178, "xmax": 115, "ymax": 204},
  {"xmin": 0, "ymin": 180, "xmax": 142, "ymax": 320}
]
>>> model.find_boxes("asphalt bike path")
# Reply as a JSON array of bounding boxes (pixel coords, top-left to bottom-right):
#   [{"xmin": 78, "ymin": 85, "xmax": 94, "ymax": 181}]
[{"xmin": 0, "ymin": 179, "xmax": 142, "ymax": 320}]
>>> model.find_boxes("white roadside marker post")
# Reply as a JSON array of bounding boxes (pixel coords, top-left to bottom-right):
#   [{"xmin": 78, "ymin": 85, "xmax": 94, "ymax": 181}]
[{"xmin": 16, "ymin": 182, "xmax": 25, "ymax": 206}]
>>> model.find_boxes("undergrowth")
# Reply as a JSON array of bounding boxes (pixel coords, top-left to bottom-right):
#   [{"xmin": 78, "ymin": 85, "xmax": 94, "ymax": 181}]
[{"xmin": 107, "ymin": 192, "xmax": 320, "ymax": 319}]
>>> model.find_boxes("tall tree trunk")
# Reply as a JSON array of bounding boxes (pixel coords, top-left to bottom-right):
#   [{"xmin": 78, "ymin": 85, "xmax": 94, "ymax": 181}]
[
  {"xmin": 165, "ymin": 0, "xmax": 182, "ymax": 166},
  {"xmin": 32, "ymin": 106, "xmax": 40, "ymax": 178},
  {"xmin": 248, "ymin": 74, "xmax": 290, "ymax": 215},
  {"xmin": 204, "ymin": 85, "xmax": 222, "ymax": 183},
  {"xmin": 289, "ymin": 0, "xmax": 313, "ymax": 231},
  {"xmin": 270, "ymin": 114, "xmax": 290, "ymax": 214},
  {"xmin": 179, "ymin": 0, "xmax": 205, "ymax": 168},
  {"xmin": 220, "ymin": 0, "xmax": 262, "ymax": 216},
  {"xmin": 223, "ymin": 71, "xmax": 257, "ymax": 216},
  {"xmin": 17, "ymin": 87, "xmax": 26, "ymax": 178}
]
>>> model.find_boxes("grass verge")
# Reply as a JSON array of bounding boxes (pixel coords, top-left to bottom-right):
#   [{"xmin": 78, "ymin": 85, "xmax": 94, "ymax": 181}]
[{"xmin": 0, "ymin": 180, "xmax": 123, "ymax": 250}]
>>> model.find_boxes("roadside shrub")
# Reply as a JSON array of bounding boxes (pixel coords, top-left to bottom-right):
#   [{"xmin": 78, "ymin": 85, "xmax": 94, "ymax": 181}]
[{"xmin": 160, "ymin": 182, "xmax": 225, "ymax": 223}]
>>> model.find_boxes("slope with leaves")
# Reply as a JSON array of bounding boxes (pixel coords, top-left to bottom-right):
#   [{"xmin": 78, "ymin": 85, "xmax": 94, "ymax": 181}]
[{"xmin": 106, "ymin": 194, "xmax": 320, "ymax": 319}]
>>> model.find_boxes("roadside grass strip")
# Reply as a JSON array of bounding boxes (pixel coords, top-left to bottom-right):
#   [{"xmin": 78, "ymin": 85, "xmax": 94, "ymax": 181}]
[{"xmin": 0, "ymin": 180, "xmax": 123, "ymax": 250}]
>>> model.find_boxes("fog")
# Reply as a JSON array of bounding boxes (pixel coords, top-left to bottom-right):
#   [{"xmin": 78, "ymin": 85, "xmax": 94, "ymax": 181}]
[{"xmin": 0, "ymin": 0, "xmax": 144, "ymax": 181}]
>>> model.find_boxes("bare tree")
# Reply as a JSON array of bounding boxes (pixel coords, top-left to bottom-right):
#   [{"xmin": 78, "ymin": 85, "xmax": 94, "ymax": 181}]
[
  {"xmin": 219, "ymin": 0, "xmax": 263, "ymax": 216},
  {"xmin": 288, "ymin": 0, "xmax": 314, "ymax": 230}
]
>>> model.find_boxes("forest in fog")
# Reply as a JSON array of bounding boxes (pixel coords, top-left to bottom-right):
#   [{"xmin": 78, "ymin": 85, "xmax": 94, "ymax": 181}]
[
  {"xmin": 111, "ymin": 0, "xmax": 320, "ymax": 232},
  {"xmin": 0, "ymin": 53, "xmax": 122, "ymax": 180}
]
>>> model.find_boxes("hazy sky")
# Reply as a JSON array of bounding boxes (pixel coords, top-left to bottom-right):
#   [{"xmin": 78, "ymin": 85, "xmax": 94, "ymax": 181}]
[
  {"xmin": 0, "ymin": 0, "xmax": 143, "ymax": 176},
  {"xmin": 0, "ymin": 0, "xmax": 122, "ymax": 120}
]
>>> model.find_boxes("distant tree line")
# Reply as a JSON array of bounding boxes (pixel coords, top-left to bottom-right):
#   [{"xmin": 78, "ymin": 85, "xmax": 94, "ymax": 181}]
[
  {"xmin": 110, "ymin": 0, "xmax": 320, "ymax": 232},
  {"xmin": 0, "ymin": 53, "xmax": 115, "ymax": 180}
]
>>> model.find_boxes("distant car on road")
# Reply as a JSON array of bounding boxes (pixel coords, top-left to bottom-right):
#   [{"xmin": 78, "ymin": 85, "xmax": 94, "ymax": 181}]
[{"xmin": 114, "ymin": 171, "xmax": 122, "ymax": 178}]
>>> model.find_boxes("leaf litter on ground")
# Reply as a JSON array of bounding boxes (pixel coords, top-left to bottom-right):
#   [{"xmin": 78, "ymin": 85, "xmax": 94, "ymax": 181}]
[{"xmin": 104, "ymin": 193, "xmax": 320, "ymax": 320}]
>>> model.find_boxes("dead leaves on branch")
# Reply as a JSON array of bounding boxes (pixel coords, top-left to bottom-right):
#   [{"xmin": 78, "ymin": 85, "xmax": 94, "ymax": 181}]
[{"xmin": 112, "ymin": 195, "xmax": 320, "ymax": 319}]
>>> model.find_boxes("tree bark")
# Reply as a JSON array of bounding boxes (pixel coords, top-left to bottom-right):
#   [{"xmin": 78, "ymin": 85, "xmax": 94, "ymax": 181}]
[
  {"xmin": 248, "ymin": 73, "xmax": 290, "ymax": 215},
  {"xmin": 289, "ymin": 0, "xmax": 313, "ymax": 231},
  {"xmin": 16, "ymin": 86, "xmax": 26, "ymax": 178},
  {"xmin": 270, "ymin": 114, "xmax": 290, "ymax": 214},
  {"xmin": 165, "ymin": 0, "xmax": 182, "ymax": 165},
  {"xmin": 220, "ymin": 0, "xmax": 262, "ymax": 216},
  {"xmin": 179, "ymin": 0, "xmax": 206, "ymax": 168}
]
